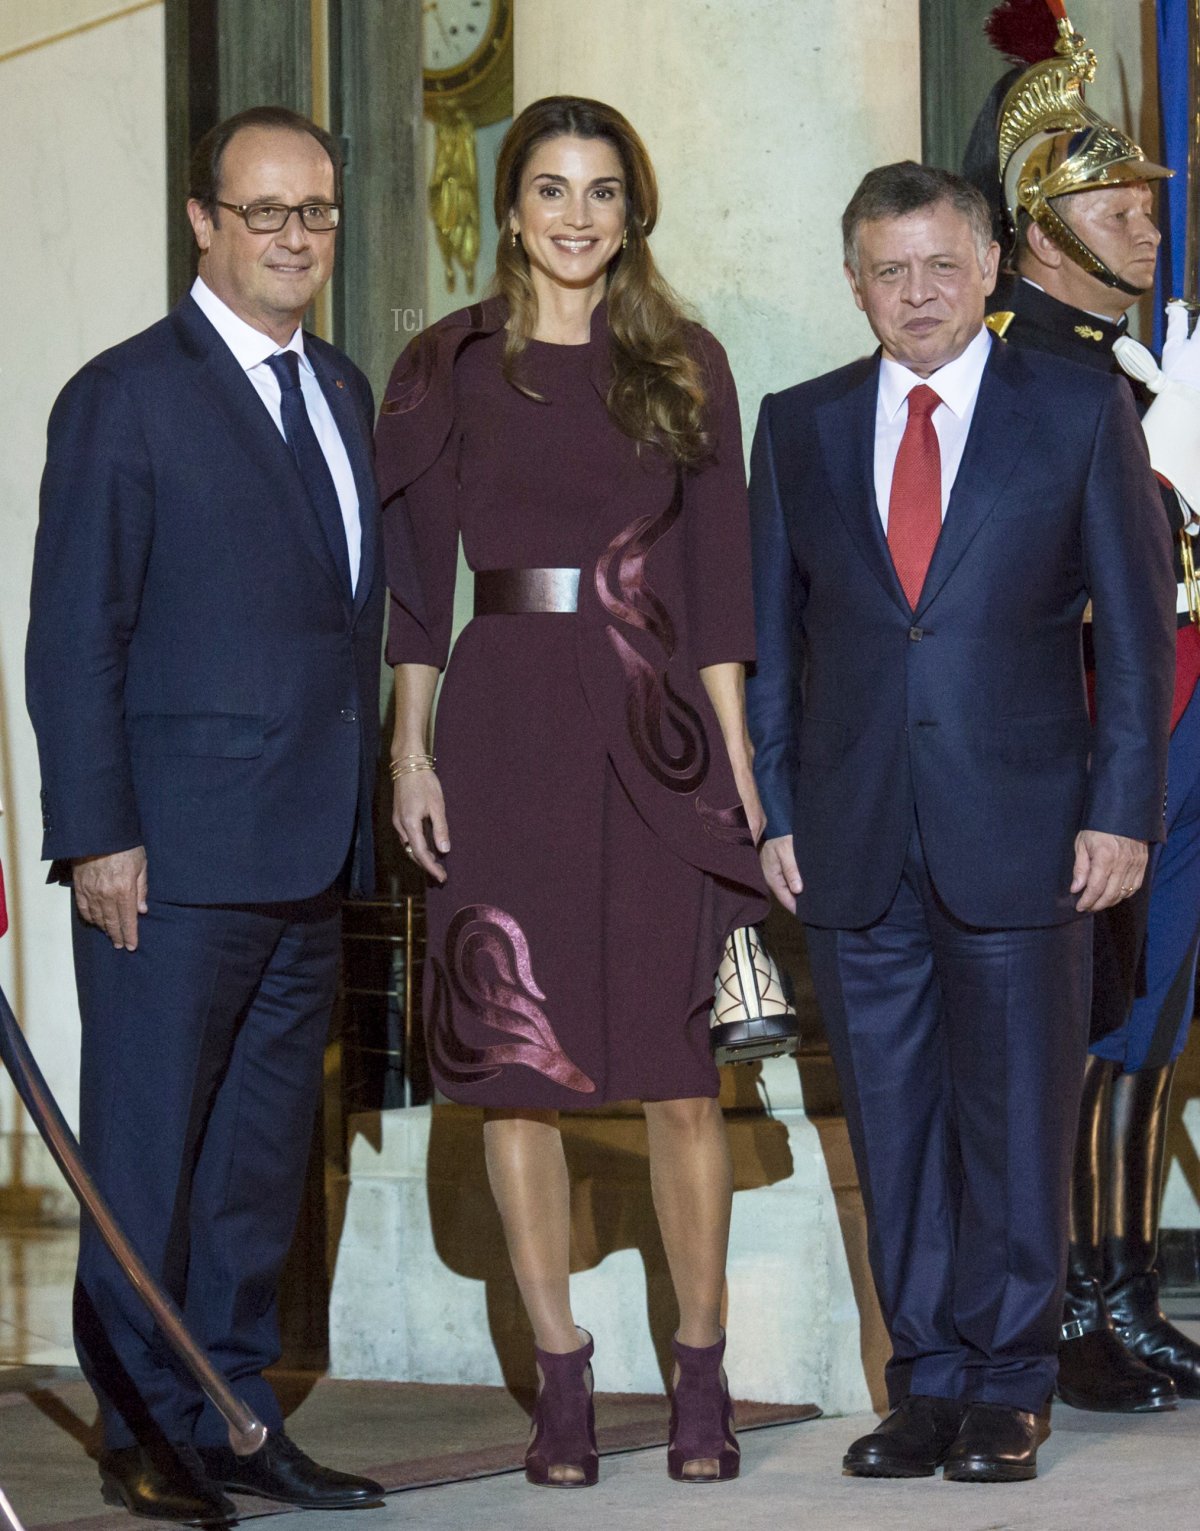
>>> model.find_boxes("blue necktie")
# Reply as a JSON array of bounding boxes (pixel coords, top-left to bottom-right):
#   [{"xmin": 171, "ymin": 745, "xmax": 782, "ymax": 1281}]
[{"xmin": 266, "ymin": 350, "xmax": 353, "ymax": 594}]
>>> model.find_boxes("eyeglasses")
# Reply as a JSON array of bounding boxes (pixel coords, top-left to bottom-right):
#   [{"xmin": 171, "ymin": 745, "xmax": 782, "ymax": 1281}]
[{"xmin": 215, "ymin": 200, "xmax": 341, "ymax": 233}]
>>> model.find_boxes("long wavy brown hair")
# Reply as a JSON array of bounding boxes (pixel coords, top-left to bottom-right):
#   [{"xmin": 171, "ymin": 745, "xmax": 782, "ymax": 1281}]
[{"xmin": 493, "ymin": 96, "xmax": 711, "ymax": 466}]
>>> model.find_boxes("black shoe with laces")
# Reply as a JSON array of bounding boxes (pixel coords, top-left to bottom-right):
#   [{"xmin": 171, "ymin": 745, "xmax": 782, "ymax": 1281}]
[{"xmin": 197, "ymin": 1430, "xmax": 384, "ymax": 1509}]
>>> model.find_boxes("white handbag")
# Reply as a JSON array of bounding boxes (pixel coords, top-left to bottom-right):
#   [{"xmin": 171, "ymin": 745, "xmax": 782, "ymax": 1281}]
[{"xmin": 709, "ymin": 925, "xmax": 799, "ymax": 1065}]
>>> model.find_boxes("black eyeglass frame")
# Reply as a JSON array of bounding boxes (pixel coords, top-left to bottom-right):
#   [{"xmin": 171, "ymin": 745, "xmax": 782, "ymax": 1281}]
[{"xmin": 213, "ymin": 200, "xmax": 342, "ymax": 232}]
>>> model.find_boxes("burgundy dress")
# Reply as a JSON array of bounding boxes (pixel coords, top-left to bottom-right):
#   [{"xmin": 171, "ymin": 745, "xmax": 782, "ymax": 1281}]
[{"xmin": 377, "ymin": 299, "xmax": 768, "ymax": 1109}]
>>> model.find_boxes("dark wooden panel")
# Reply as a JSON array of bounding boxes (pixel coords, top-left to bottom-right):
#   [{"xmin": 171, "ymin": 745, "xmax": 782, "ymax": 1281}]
[
  {"xmin": 921, "ymin": 0, "xmax": 1000, "ymax": 171},
  {"xmin": 165, "ymin": 0, "xmax": 219, "ymax": 303},
  {"xmin": 217, "ymin": 0, "xmax": 311, "ymax": 116},
  {"xmin": 331, "ymin": 0, "xmax": 424, "ymax": 403}
]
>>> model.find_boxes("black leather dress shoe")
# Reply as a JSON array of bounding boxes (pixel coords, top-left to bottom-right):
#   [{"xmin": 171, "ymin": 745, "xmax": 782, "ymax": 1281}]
[
  {"xmin": 198, "ymin": 1431, "xmax": 384, "ymax": 1509},
  {"xmin": 941, "ymin": 1401, "xmax": 1041, "ymax": 1483},
  {"xmin": 843, "ymin": 1394, "xmax": 966, "ymax": 1477},
  {"xmin": 99, "ymin": 1443, "xmax": 236, "ymax": 1525}
]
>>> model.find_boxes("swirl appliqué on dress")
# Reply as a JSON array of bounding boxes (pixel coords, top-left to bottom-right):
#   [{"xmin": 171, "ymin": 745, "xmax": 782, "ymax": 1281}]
[
  {"xmin": 695, "ymin": 796, "xmax": 754, "ymax": 846},
  {"xmin": 606, "ymin": 628, "xmax": 710, "ymax": 793},
  {"xmin": 429, "ymin": 904, "xmax": 596, "ymax": 1093},
  {"xmin": 595, "ymin": 470, "xmax": 710, "ymax": 795}
]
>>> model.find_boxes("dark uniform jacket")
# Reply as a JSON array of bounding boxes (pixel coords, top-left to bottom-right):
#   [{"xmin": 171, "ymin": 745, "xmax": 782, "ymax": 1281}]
[{"xmin": 989, "ymin": 274, "xmax": 1196, "ymax": 1040}]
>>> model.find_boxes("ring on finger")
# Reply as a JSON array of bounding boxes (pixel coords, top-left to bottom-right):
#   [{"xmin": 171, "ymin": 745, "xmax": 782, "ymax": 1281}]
[{"xmin": 403, "ymin": 843, "xmax": 417, "ymax": 861}]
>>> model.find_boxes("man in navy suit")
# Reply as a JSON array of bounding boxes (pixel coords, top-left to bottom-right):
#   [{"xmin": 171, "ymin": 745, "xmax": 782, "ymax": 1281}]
[
  {"xmin": 747, "ymin": 162, "xmax": 1175, "ymax": 1482},
  {"xmin": 26, "ymin": 107, "xmax": 400, "ymax": 1521}
]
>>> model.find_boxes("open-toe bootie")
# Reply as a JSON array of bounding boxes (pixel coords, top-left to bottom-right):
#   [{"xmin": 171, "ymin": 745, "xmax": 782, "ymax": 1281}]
[
  {"xmin": 524, "ymin": 1330, "xmax": 599, "ymax": 1488},
  {"xmin": 668, "ymin": 1331, "xmax": 740, "ymax": 1483}
]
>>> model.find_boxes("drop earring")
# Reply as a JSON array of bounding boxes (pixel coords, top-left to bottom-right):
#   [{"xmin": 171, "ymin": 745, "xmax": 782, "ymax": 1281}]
[
  {"xmin": 621, "ymin": 228, "xmax": 628, "ymax": 250},
  {"xmin": 511, "ymin": 227, "xmax": 519, "ymax": 248}
]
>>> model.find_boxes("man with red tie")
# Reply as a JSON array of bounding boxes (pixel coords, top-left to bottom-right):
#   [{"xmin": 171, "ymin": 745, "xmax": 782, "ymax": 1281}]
[{"xmin": 747, "ymin": 162, "xmax": 1175, "ymax": 1482}]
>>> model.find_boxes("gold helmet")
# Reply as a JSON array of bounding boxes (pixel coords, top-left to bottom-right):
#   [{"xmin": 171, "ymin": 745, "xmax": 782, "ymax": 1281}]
[{"xmin": 996, "ymin": 0, "xmax": 1171, "ymax": 294}]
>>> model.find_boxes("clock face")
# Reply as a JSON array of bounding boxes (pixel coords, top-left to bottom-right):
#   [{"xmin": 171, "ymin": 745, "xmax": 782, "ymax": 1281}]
[{"xmin": 424, "ymin": 0, "xmax": 498, "ymax": 77}]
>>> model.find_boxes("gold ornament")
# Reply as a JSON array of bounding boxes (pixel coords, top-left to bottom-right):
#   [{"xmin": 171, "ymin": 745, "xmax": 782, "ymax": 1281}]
[
  {"xmin": 428, "ymin": 105, "xmax": 481, "ymax": 292},
  {"xmin": 423, "ymin": 0, "xmax": 514, "ymax": 294},
  {"xmin": 997, "ymin": 9, "xmax": 1171, "ymax": 294}
]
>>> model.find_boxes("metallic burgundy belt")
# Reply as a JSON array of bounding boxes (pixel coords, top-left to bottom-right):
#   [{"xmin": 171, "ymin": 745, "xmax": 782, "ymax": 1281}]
[{"xmin": 475, "ymin": 567, "xmax": 581, "ymax": 615}]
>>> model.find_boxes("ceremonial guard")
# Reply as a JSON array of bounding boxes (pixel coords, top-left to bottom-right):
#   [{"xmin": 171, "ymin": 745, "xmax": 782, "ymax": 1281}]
[{"xmin": 968, "ymin": 0, "xmax": 1200, "ymax": 1413}]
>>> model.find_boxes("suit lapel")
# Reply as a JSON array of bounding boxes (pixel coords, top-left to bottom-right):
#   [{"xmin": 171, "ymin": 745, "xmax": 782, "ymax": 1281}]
[
  {"xmin": 815, "ymin": 360, "xmax": 910, "ymax": 616},
  {"xmin": 175, "ymin": 298, "xmax": 352, "ymax": 610},
  {"xmin": 913, "ymin": 342, "xmax": 1034, "ymax": 617},
  {"xmin": 308, "ymin": 343, "xmax": 377, "ymax": 619}
]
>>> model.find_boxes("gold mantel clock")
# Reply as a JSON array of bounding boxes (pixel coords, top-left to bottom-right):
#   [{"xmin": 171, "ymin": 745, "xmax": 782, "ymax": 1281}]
[{"xmin": 424, "ymin": 0, "xmax": 514, "ymax": 292}]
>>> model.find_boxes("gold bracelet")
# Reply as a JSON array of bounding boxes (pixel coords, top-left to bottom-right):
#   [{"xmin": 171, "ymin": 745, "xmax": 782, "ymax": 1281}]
[{"xmin": 389, "ymin": 753, "xmax": 436, "ymax": 780}]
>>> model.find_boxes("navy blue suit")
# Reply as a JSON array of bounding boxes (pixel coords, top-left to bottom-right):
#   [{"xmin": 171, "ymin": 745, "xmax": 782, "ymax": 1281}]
[
  {"xmin": 747, "ymin": 337, "xmax": 1175, "ymax": 1409},
  {"xmin": 25, "ymin": 295, "xmax": 398, "ymax": 1450}
]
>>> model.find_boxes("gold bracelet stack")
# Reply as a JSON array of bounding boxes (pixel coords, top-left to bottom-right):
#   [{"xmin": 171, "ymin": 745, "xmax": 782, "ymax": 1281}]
[{"xmin": 389, "ymin": 752, "xmax": 436, "ymax": 780}]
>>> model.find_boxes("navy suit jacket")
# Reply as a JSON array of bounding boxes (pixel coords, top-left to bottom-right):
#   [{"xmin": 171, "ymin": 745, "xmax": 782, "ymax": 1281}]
[
  {"xmin": 746, "ymin": 337, "xmax": 1176, "ymax": 930},
  {"xmin": 26, "ymin": 294, "xmax": 411, "ymax": 904}
]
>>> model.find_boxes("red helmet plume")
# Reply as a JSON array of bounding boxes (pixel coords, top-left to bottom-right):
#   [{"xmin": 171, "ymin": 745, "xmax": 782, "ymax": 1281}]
[{"xmin": 984, "ymin": 0, "xmax": 1066, "ymax": 68}]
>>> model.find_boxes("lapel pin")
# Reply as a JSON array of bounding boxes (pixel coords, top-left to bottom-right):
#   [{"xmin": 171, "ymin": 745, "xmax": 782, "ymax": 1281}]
[{"xmin": 335, "ymin": 378, "xmax": 345, "ymax": 389}]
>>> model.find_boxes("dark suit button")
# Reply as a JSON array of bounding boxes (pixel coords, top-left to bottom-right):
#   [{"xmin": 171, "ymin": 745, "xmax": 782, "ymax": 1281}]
[
  {"xmin": 340, "ymin": 708, "xmax": 358, "ymax": 723},
  {"xmin": 909, "ymin": 626, "xmax": 923, "ymax": 642}
]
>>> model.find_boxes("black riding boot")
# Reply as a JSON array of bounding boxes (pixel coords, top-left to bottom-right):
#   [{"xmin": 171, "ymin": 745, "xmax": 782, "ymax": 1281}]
[
  {"xmin": 1056, "ymin": 1054, "xmax": 1177, "ymax": 1411},
  {"xmin": 1104, "ymin": 1061, "xmax": 1200, "ymax": 1398}
]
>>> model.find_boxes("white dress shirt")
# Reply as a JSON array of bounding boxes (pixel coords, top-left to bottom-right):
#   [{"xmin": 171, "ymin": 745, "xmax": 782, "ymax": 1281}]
[
  {"xmin": 874, "ymin": 325, "xmax": 993, "ymax": 532},
  {"xmin": 190, "ymin": 277, "xmax": 361, "ymax": 591}
]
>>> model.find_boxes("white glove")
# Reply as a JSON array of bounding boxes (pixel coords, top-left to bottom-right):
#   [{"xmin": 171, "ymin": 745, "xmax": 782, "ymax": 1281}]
[
  {"xmin": 1162, "ymin": 301, "xmax": 1200, "ymax": 391},
  {"xmin": 1114, "ymin": 305, "xmax": 1200, "ymax": 516}
]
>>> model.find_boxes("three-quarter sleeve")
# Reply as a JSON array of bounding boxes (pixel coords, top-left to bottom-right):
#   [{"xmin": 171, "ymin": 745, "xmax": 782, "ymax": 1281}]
[
  {"xmin": 382, "ymin": 470, "xmax": 459, "ymax": 670},
  {"xmin": 377, "ymin": 333, "xmax": 461, "ymax": 670},
  {"xmin": 684, "ymin": 335, "xmax": 757, "ymax": 669}
]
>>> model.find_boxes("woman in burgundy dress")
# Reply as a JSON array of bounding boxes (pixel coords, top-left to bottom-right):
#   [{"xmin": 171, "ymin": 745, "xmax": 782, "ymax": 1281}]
[{"xmin": 377, "ymin": 96, "xmax": 768, "ymax": 1488}]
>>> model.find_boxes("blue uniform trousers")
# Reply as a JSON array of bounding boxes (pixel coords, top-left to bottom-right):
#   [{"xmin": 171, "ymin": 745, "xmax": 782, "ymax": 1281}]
[{"xmin": 1092, "ymin": 684, "xmax": 1200, "ymax": 1072}]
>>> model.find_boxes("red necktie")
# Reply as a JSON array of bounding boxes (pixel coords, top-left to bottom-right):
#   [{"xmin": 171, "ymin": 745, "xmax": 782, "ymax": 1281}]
[{"xmin": 888, "ymin": 383, "xmax": 943, "ymax": 610}]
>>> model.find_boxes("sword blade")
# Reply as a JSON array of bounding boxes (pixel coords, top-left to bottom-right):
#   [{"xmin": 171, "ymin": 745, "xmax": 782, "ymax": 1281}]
[
  {"xmin": 1188, "ymin": 0, "xmax": 1200, "ymax": 308},
  {"xmin": 0, "ymin": 1487, "xmax": 26, "ymax": 1531},
  {"xmin": 0, "ymin": 983, "xmax": 266, "ymax": 1457}
]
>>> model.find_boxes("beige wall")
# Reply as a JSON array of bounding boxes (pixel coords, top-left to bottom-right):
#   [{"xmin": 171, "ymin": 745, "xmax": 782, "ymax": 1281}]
[
  {"xmin": 515, "ymin": 0, "xmax": 923, "ymax": 449},
  {"xmin": 0, "ymin": 0, "xmax": 159, "ymax": 57},
  {"xmin": 0, "ymin": 0, "xmax": 166, "ymax": 1196}
]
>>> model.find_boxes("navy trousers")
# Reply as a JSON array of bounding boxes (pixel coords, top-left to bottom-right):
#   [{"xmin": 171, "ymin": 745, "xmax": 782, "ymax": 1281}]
[
  {"xmin": 805, "ymin": 827, "xmax": 1091, "ymax": 1412},
  {"xmin": 71, "ymin": 892, "xmax": 341, "ymax": 1450},
  {"xmin": 1092, "ymin": 682, "xmax": 1200, "ymax": 1071}
]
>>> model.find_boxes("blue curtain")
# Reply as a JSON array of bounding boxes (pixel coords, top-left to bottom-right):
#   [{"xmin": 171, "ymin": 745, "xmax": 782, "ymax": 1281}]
[{"xmin": 1156, "ymin": 0, "xmax": 1193, "ymax": 351}]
